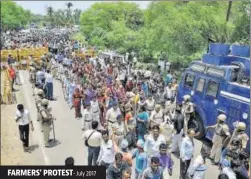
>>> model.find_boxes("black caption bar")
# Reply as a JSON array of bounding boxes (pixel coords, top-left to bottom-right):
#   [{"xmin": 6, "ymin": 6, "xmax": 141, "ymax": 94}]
[{"xmin": 0, "ymin": 166, "xmax": 106, "ymax": 179}]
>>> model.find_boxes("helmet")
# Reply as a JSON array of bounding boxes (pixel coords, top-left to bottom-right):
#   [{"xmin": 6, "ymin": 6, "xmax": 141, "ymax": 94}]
[
  {"xmin": 41, "ymin": 99, "xmax": 49, "ymax": 106},
  {"xmin": 217, "ymin": 114, "xmax": 227, "ymax": 122},
  {"xmin": 37, "ymin": 89, "xmax": 44, "ymax": 95},
  {"xmin": 236, "ymin": 122, "xmax": 246, "ymax": 130},
  {"xmin": 183, "ymin": 95, "xmax": 191, "ymax": 101}
]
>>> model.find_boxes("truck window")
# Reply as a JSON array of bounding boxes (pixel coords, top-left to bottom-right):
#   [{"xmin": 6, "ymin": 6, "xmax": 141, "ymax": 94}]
[
  {"xmin": 196, "ymin": 78, "xmax": 205, "ymax": 92},
  {"xmin": 206, "ymin": 81, "xmax": 219, "ymax": 98},
  {"xmin": 184, "ymin": 73, "xmax": 195, "ymax": 88},
  {"xmin": 230, "ymin": 69, "xmax": 238, "ymax": 82}
]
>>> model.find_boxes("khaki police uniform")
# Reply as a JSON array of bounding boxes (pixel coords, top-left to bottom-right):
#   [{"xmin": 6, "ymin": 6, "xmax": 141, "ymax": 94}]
[
  {"xmin": 40, "ymin": 107, "xmax": 53, "ymax": 147},
  {"xmin": 231, "ymin": 122, "xmax": 249, "ymax": 151},
  {"xmin": 35, "ymin": 89, "xmax": 45, "ymax": 131},
  {"xmin": 182, "ymin": 99, "xmax": 194, "ymax": 134},
  {"xmin": 39, "ymin": 99, "xmax": 53, "ymax": 147},
  {"xmin": 209, "ymin": 114, "xmax": 229, "ymax": 164}
]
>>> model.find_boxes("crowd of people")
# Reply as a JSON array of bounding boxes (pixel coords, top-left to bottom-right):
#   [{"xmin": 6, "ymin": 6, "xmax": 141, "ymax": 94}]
[{"xmin": 5, "ymin": 28, "xmax": 250, "ymax": 179}]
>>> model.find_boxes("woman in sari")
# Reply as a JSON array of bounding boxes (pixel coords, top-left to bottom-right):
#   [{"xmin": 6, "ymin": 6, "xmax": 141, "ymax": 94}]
[{"xmin": 72, "ymin": 88, "xmax": 83, "ymax": 118}]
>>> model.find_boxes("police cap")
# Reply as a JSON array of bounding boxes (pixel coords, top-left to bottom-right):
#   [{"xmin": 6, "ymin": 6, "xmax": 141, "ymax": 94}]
[
  {"xmin": 41, "ymin": 99, "xmax": 49, "ymax": 106},
  {"xmin": 183, "ymin": 95, "xmax": 191, "ymax": 101},
  {"xmin": 217, "ymin": 114, "xmax": 227, "ymax": 122},
  {"xmin": 236, "ymin": 122, "xmax": 246, "ymax": 130},
  {"xmin": 38, "ymin": 89, "xmax": 44, "ymax": 95}
]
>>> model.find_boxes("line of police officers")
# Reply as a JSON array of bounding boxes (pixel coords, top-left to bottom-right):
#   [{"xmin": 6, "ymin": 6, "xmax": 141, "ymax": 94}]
[{"xmin": 29, "ymin": 59, "xmax": 56, "ymax": 148}]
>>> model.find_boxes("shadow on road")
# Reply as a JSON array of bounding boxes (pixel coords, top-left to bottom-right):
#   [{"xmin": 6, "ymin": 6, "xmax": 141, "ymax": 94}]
[
  {"xmin": 28, "ymin": 144, "xmax": 39, "ymax": 153},
  {"xmin": 48, "ymin": 139, "xmax": 61, "ymax": 148}
]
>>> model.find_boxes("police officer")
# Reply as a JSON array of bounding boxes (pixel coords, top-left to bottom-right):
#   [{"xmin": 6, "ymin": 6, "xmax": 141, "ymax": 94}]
[
  {"xmin": 144, "ymin": 94, "xmax": 155, "ymax": 115},
  {"xmin": 207, "ymin": 114, "xmax": 230, "ymax": 165},
  {"xmin": 90, "ymin": 96, "xmax": 101, "ymax": 126},
  {"xmin": 29, "ymin": 66, "xmax": 36, "ymax": 86},
  {"xmin": 230, "ymin": 122, "xmax": 249, "ymax": 152},
  {"xmin": 182, "ymin": 95, "xmax": 194, "ymax": 134},
  {"xmin": 35, "ymin": 89, "xmax": 46, "ymax": 132},
  {"xmin": 35, "ymin": 89, "xmax": 45, "ymax": 112},
  {"xmin": 171, "ymin": 105, "xmax": 184, "ymax": 156},
  {"xmin": 40, "ymin": 99, "xmax": 54, "ymax": 148},
  {"xmin": 81, "ymin": 102, "xmax": 93, "ymax": 131}
]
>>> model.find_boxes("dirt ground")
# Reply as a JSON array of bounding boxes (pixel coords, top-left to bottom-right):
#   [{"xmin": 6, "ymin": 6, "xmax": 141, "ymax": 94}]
[
  {"xmin": 1, "ymin": 72, "xmax": 34, "ymax": 165},
  {"xmin": 1, "ymin": 103, "xmax": 27, "ymax": 165}
]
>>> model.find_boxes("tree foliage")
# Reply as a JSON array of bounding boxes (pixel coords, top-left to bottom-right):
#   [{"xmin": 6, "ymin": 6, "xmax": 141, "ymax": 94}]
[
  {"xmin": 44, "ymin": 3, "xmax": 82, "ymax": 27},
  {"xmin": 1, "ymin": 1, "xmax": 32, "ymax": 30},
  {"xmin": 80, "ymin": 1, "xmax": 249, "ymax": 65}
]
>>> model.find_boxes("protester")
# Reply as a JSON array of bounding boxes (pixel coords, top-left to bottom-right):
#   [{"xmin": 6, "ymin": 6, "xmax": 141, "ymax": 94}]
[
  {"xmin": 82, "ymin": 121, "xmax": 102, "ymax": 166},
  {"xmin": 65, "ymin": 157, "xmax": 75, "ymax": 167},
  {"xmin": 15, "ymin": 104, "xmax": 34, "ymax": 152}
]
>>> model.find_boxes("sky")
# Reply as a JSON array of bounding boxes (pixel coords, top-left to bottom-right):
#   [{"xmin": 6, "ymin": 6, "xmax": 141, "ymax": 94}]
[{"xmin": 15, "ymin": 1, "xmax": 151, "ymax": 15}]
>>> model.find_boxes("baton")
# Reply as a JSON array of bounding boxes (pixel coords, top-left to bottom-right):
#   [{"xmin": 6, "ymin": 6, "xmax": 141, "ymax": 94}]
[{"xmin": 51, "ymin": 117, "xmax": 56, "ymax": 143}]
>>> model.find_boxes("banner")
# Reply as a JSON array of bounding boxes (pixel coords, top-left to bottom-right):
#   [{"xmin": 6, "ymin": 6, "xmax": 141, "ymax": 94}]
[{"xmin": 0, "ymin": 166, "xmax": 106, "ymax": 179}]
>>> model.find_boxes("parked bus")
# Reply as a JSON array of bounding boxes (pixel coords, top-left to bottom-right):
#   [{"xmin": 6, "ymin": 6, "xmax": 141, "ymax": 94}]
[
  {"xmin": 177, "ymin": 43, "xmax": 250, "ymax": 152},
  {"xmin": 98, "ymin": 51, "xmax": 126, "ymax": 64}
]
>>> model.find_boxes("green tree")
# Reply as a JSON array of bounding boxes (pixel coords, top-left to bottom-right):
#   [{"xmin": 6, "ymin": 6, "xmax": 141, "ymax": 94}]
[
  {"xmin": 46, "ymin": 6, "xmax": 54, "ymax": 27},
  {"xmin": 73, "ymin": 9, "xmax": 82, "ymax": 25},
  {"xmin": 1, "ymin": 1, "xmax": 32, "ymax": 30},
  {"xmin": 80, "ymin": 2, "xmax": 144, "ymax": 50},
  {"xmin": 79, "ymin": 1, "xmax": 249, "ymax": 65},
  {"xmin": 230, "ymin": 1, "xmax": 250, "ymax": 44},
  {"xmin": 66, "ymin": 2, "xmax": 73, "ymax": 24}
]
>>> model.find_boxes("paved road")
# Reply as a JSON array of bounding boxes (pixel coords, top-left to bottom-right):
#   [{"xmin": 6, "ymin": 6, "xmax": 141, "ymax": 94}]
[{"xmin": 18, "ymin": 70, "xmax": 220, "ymax": 178}]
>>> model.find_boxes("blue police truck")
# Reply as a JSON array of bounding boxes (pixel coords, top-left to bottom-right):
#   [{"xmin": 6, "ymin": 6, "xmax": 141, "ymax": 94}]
[{"xmin": 177, "ymin": 43, "xmax": 250, "ymax": 151}]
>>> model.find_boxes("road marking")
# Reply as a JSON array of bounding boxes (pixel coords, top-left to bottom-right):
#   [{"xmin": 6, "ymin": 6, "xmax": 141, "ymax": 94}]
[
  {"xmin": 19, "ymin": 71, "xmax": 50, "ymax": 165},
  {"xmin": 19, "ymin": 70, "xmax": 24, "ymax": 84}
]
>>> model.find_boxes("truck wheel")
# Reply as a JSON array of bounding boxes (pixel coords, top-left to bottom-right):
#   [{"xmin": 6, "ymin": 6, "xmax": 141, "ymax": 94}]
[{"xmin": 188, "ymin": 112, "xmax": 205, "ymax": 139}]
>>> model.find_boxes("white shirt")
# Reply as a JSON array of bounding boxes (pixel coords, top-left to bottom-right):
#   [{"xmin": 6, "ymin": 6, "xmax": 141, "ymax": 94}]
[
  {"xmin": 81, "ymin": 109, "xmax": 93, "ymax": 128},
  {"xmin": 106, "ymin": 108, "xmax": 121, "ymax": 123},
  {"xmin": 180, "ymin": 136, "xmax": 194, "ymax": 160},
  {"xmin": 82, "ymin": 130, "xmax": 102, "ymax": 147},
  {"xmin": 144, "ymin": 134, "xmax": 166, "ymax": 157},
  {"xmin": 145, "ymin": 99, "xmax": 155, "ymax": 111},
  {"xmin": 144, "ymin": 70, "xmax": 152, "ymax": 78},
  {"xmin": 112, "ymin": 122, "xmax": 125, "ymax": 135},
  {"xmin": 91, "ymin": 100, "xmax": 100, "ymax": 113},
  {"xmin": 97, "ymin": 140, "xmax": 115, "ymax": 164},
  {"xmin": 150, "ymin": 110, "xmax": 164, "ymax": 125},
  {"xmin": 221, "ymin": 167, "xmax": 237, "ymax": 179},
  {"xmin": 165, "ymin": 87, "xmax": 173, "ymax": 99},
  {"xmin": 45, "ymin": 73, "xmax": 53, "ymax": 83},
  {"xmin": 15, "ymin": 109, "xmax": 31, "ymax": 126},
  {"xmin": 119, "ymin": 70, "xmax": 126, "ymax": 80}
]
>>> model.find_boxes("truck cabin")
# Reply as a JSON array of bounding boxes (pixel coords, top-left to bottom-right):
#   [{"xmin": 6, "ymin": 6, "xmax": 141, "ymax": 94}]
[{"xmin": 202, "ymin": 43, "xmax": 250, "ymax": 86}]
